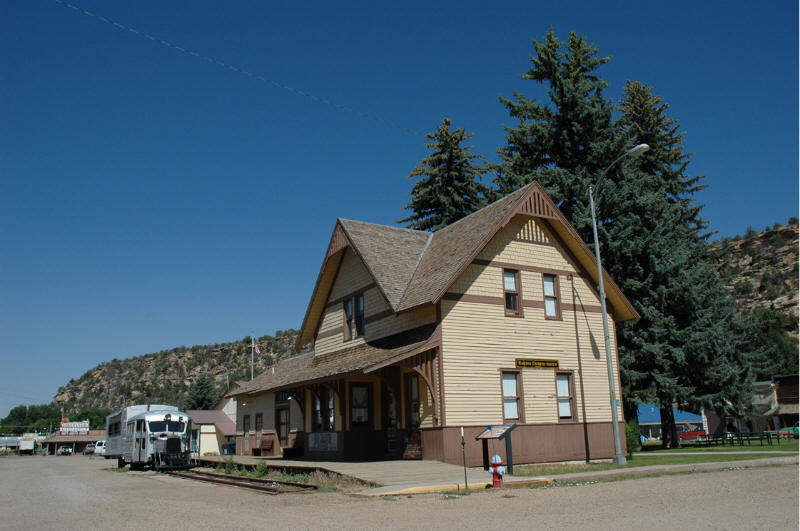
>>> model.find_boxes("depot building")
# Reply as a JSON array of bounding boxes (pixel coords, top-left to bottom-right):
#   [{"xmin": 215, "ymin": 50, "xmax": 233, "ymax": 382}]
[{"xmin": 229, "ymin": 183, "xmax": 637, "ymax": 465}]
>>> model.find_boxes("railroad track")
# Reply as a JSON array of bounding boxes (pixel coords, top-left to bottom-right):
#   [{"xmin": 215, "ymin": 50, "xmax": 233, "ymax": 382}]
[{"xmin": 165, "ymin": 469, "xmax": 318, "ymax": 494}]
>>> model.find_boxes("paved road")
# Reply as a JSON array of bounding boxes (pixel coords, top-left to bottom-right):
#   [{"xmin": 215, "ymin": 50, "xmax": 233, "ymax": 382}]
[{"xmin": 1, "ymin": 455, "xmax": 797, "ymax": 530}]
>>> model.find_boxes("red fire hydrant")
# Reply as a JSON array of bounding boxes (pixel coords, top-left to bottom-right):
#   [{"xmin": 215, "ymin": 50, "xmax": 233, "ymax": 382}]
[{"xmin": 489, "ymin": 454, "xmax": 506, "ymax": 489}]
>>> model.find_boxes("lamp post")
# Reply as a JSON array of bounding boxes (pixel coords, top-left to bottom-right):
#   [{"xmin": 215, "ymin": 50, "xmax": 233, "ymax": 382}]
[{"xmin": 588, "ymin": 143, "xmax": 649, "ymax": 465}]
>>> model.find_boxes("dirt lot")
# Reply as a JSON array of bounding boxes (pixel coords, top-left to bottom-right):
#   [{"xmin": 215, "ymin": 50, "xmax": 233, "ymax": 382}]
[{"xmin": 1, "ymin": 455, "xmax": 797, "ymax": 530}]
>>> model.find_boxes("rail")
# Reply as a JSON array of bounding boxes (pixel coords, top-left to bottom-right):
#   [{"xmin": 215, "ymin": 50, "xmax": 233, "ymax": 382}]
[{"xmin": 164, "ymin": 469, "xmax": 318, "ymax": 494}]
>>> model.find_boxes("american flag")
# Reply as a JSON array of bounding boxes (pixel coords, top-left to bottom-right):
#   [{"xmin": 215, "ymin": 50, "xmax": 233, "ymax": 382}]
[{"xmin": 253, "ymin": 337, "xmax": 261, "ymax": 356}]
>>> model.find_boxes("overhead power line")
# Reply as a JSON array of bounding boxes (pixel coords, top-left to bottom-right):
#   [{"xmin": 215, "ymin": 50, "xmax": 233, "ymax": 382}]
[{"xmin": 54, "ymin": 0, "xmax": 423, "ymax": 137}]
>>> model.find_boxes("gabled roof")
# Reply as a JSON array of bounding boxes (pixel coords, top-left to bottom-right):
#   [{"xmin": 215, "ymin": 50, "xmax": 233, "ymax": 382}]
[{"xmin": 296, "ymin": 181, "xmax": 638, "ymax": 349}]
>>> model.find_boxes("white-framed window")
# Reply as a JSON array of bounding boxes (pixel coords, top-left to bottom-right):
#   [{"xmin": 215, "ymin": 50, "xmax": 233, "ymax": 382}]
[
  {"xmin": 501, "ymin": 371, "xmax": 523, "ymax": 421},
  {"xmin": 503, "ymin": 269, "xmax": 522, "ymax": 316},
  {"xmin": 543, "ymin": 274, "xmax": 561, "ymax": 319},
  {"xmin": 556, "ymin": 372, "xmax": 575, "ymax": 420}
]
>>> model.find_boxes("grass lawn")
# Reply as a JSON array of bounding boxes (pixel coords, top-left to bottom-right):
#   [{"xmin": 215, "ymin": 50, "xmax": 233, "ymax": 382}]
[
  {"xmin": 640, "ymin": 439, "xmax": 798, "ymax": 453},
  {"xmin": 514, "ymin": 452, "xmax": 793, "ymax": 477}
]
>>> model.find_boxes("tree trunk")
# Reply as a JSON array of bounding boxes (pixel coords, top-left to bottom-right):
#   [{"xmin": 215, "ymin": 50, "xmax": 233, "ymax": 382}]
[{"xmin": 660, "ymin": 406, "xmax": 679, "ymax": 448}]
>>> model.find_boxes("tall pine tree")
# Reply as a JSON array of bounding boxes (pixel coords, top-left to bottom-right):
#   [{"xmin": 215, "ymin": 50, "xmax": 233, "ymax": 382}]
[
  {"xmin": 610, "ymin": 82, "xmax": 751, "ymax": 445},
  {"xmin": 400, "ymin": 118, "xmax": 489, "ymax": 231},
  {"xmin": 616, "ymin": 81, "xmax": 708, "ymax": 241},
  {"xmin": 495, "ymin": 31, "xmax": 753, "ymax": 447},
  {"xmin": 494, "ymin": 29, "xmax": 628, "ymax": 237}
]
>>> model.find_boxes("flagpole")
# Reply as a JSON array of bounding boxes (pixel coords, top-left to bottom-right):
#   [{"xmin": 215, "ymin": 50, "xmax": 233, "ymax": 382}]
[{"xmin": 250, "ymin": 333, "xmax": 254, "ymax": 381}]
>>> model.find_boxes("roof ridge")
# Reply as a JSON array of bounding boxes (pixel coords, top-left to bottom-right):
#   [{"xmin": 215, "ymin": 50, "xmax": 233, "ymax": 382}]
[
  {"xmin": 339, "ymin": 218, "xmax": 428, "ymax": 235},
  {"xmin": 432, "ymin": 181, "xmax": 536, "ymax": 234},
  {"xmin": 397, "ymin": 231, "xmax": 434, "ymax": 305}
]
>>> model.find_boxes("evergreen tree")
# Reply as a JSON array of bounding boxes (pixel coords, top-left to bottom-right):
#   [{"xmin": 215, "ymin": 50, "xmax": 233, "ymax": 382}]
[
  {"xmin": 739, "ymin": 307, "xmax": 799, "ymax": 381},
  {"xmin": 494, "ymin": 29, "xmax": 628, "ymax": 236},
  {"xmin": 182, "ymin": 375, "xmax": 220, "ymax": 410},
  {"xmin": 400, "ymin": 118, "xmax": 489, "ymax": 231},
  {"xmin": 616, "ymin": 81, "xmax": 708, "ymax": 241},
  {"xmin": 610, "ymin": 83, "xmax": 751, "ymax": 445},
  {"xmin": 494, "ymin": 30, "xmax": 753, "ymax": 447}
]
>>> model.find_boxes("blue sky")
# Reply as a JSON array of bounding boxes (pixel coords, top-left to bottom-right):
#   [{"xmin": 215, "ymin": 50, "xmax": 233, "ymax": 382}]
[{"xmin": 1, "ymin": 1, "xmax": 797, "ymax": 419}]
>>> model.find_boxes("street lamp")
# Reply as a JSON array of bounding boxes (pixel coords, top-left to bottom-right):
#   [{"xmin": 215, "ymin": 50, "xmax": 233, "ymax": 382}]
[{"xmin": 588, "ymin": 143, "xmax": 649, "ymax": 465}]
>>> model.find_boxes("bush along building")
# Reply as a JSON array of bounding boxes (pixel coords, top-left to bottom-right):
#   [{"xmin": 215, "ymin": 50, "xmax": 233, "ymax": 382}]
[{"xmin": 228, "ymin": 182, "xmax": 638, "ymax": 465}]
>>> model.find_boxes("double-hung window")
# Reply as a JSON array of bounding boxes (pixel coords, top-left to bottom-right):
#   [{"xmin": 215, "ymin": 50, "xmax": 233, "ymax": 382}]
[
  {"xmin": 503, "ymin": 269, "xmax": 522, "ymax": 316},
  {"xmin": 242, "ymin": 414, "xmax": 251, "ymax": 433},
  {"xmin": 254, "ymin": 412, "xmax": 263, "ymax": 432},
  {"xmin": 355, "ymin": 294, "xmax": 365, "ymax": 335},
  {"xmin": 343, "ymin": 293, "xmax": 365, "ymax": 340},
  {"xmin": 501, "ymin": 371, "xmax": 523, "ymax": 422},
  {"xmin": 556, "ymin": 372, "xmax": 575, "ymax": 421},
  {"xmin": 543, "ymin": 274, "xmax": 561, "ymax": 319}
]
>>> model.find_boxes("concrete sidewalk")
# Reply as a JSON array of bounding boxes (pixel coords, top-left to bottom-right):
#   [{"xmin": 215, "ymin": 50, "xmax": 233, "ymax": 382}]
[
  {"xmin": 196, "ymin": 454, "xmax": 797, "ymax": 496},
  {"xmin": 196, "ymin": 455, "xmax": 551, "ymax": 495}
]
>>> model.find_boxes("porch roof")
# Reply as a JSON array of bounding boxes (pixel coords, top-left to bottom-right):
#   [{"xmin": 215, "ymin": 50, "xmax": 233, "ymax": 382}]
[{"xmin": 230, "ymin": 323, "xmax": 438, "ymax": 397}]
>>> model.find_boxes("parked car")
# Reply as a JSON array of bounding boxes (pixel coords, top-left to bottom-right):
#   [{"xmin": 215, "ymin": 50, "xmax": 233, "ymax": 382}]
[
  {"xmin": 83, "ymin": 442, "xmax": 96, "ymax": 455},
  {"xmin": 676, "ymin": 425, "xmax": 706, "ymax": 440},
  {"xmin": 94, "ymin": 440, "xmax": 106, "ymax": 457},
  {"xmin": 779, "ymin": 422, "xmax": 799, "ymax": 438},
  {"xmin": 57, "ymin": 446, "xmax": 73, "ymax": 456}
]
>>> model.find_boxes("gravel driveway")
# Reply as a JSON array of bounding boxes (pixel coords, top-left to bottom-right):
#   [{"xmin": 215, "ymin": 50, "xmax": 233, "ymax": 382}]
[{"xmin": 1, "ymin": 456, "xmax": 796, "ymax": 530}]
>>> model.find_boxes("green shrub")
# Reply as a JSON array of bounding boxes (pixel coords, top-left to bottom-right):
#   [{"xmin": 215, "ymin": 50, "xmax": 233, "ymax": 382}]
[
  {"xmin": 252, "ymin": 462, "xmax": 269, "ymax": 477},
  {"xmin": 223, "ymin": 457, "xmax": 237, "ymax": 474},
  {"xmin": 625, "ymin": 420, "xmax": 641, "ymax": 459}
]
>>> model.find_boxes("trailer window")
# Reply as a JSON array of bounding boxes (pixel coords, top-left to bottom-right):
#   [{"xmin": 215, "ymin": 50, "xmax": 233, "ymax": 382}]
[{"xmin": 147, "ymin": 421, "xmax": 185, "ymax": 433}]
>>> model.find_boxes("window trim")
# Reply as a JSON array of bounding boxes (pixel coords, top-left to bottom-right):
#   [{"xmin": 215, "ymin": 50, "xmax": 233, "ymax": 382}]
[
  {"xmin": 542, "ymin": 273, "xmax": 562, "ymax": 320},
  {"xmin": 349, "ymin": 382, "xmax": 373, "ymax": 430},
  {"xmin": 343, "ymin": 293, "xmax": 366, "ymax": 340},
  {"xmin": 343, "ymin": 298, "xmax": 354, "ymax": 341},
  {"xmin": 555, "ymin": 370, "xmax": 577, "ymax": 422},
  {"xmin": 503, "ymin": 269, "xmax": 524, "ymax": 317},
  {"xmin": 355, "ymin": 294, "xmax": 365, "ymax": 336},
  {"xmin": 499, "ymin": 369, "xmax": 525, "ymax": 423},
  {"xmin": 312, "ymin": 387, "xmax": 335, "ymax": 432}
]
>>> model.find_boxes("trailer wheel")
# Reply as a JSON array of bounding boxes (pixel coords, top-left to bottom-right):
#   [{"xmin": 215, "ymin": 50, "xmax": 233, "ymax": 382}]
[{"xmin": 117, "ymin": 457, "xmax": 125, "ymax": 469}]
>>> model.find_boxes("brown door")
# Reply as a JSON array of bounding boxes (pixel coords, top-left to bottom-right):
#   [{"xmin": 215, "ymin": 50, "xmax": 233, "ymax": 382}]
[{"xmin": 277, "ymin": 407, "xmax": 289, "ymax": 447}]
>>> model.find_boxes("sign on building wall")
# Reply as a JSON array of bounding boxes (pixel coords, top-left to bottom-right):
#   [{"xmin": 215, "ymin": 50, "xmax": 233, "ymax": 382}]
[
  {"xmin": 515, "ymin": 358, "xmax": 559, "ymax": 369},
  {"xmin": 309, "ymin": 432, "xmax": 338, "ymax": 452},
  {"xmin": 60, "ymin": 420, "xmax": 89, "ymax": 435}
]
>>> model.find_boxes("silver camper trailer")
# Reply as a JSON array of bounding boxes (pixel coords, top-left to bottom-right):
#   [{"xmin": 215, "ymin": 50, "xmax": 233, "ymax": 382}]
[{"xmin": 105, "ymin": 405, "xmax": 193, "ymax": 470}]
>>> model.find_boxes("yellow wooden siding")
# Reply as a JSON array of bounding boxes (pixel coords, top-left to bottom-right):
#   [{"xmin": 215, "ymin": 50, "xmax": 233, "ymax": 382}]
[
  {"xmin": 314, "ymin": 248, "xmax": 436, "ymax": 356},
  {"xmin": 237, "ymin": 393, "xmax": 275, "ymax": 433},
  {"xmin": 441, "ymin": 215, "xmax": 623, "ymax": 426}
]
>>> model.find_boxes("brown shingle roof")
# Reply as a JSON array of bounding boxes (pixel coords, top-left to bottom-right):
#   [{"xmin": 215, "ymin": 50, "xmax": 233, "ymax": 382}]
[
  {"xmin": 297, "ymin": 181, "xmax": 637, "ymax": 349},
  {"xmin": 339, "ymin": 219, "xmax": 431, "ymax": 310},
  {"xmin": 398, "ymin": 184, "xmax": 531, "ymax": 311},
  {"xmin": 232, "ymin": 324, "xmax": 438, "ymax": 396}
]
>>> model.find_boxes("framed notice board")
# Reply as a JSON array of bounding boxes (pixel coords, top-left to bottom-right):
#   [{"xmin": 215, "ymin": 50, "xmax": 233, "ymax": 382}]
[{"xmin": 475, "ymin": 424, "xmax": 517, "ymax": 474}]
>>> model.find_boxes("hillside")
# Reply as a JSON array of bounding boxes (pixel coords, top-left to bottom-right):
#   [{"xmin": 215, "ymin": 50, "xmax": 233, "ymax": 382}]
[
  {"xmin": 711, "ymin": 223, "xmax": 798, "ymax": 317},
  {"xmin": 50, "ymin": 224, "xmax": 798, "ymax": 415},
  {"xmin": 53, "ymin": 330, "xmax": 301, "ymax": 415}
]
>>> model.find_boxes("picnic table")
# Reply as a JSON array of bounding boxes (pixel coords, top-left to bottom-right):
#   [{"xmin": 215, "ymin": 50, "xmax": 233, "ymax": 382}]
[{"xmin": 697, "ymin": 431, "xmax": 781, "ymax": 447}]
